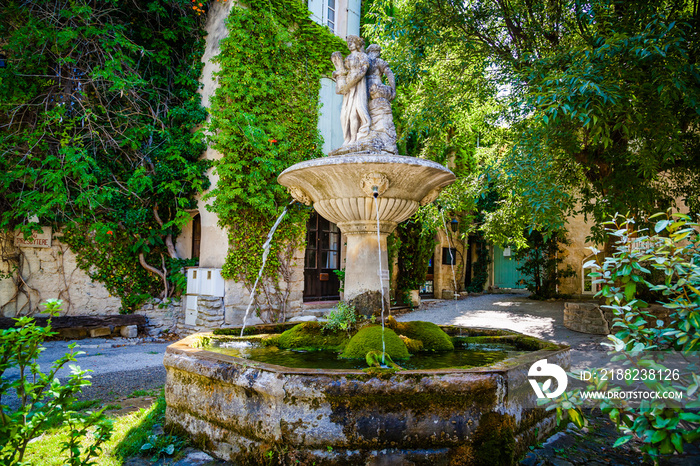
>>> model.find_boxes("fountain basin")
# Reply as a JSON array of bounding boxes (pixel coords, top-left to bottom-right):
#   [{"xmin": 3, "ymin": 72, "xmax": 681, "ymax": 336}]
[
  {"xmin": 164, "ymin": 323, "xmax": 569, "ymax": 465},
  {"xmin": 278, "ymin": 155, "xmax": 455, "ymax": 315}
]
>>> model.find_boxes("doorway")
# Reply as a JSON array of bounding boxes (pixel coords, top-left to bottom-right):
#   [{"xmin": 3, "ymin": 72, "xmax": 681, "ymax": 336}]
[{"xmin": 303, "ymin": 213, "xmax": 342, "ymax": 301}]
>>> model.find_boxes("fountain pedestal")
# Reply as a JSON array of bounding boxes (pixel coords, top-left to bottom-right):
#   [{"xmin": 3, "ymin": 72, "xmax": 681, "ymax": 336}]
[
  {"xmin": 336, "ymin": 220, "xmax": 391, "ymax": 315},
  {"xmin": 278, "ymin": 154, "xmax": 455, "ymax": 315}
]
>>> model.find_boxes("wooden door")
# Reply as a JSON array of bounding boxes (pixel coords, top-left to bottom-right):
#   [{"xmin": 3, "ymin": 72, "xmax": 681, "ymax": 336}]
[
  {"xmin": 493, "ymin": 245, "xmax": 527, "ymax": 289},
  {"xmin": 304, "ymin": 213, "xmax": 342, "ymax": 301}
]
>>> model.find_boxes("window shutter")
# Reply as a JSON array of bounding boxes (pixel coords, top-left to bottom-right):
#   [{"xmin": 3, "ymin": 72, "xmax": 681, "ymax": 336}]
[
  {"xmin": 346, "ymin": 0, "xmax": 361, "ymax": 36},
  {"xmin": 308, "ymin": 0, "xmax": 324, "ymax": 26}
]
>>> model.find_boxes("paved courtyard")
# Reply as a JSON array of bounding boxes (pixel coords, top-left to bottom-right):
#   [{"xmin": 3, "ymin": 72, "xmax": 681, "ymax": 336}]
[{"xmin": 399, "ymin": 292, "xmax": 610, "ymax": 372}]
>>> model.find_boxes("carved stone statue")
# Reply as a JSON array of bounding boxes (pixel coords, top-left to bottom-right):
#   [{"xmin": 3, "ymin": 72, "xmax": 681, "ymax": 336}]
[
  {"xmin": 366, "ymin": 44, "xmax": 398, "ymax": 155},
  {"xmin": 331, "ymin": 35, "xmax": 371, "ymax": 152},
  {"xmin": 329, "ymin": 38, "xmax": 398, "ymax": 156}
]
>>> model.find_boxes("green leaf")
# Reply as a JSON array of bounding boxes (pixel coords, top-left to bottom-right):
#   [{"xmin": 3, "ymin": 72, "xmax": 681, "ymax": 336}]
[{"xmin": 613, "ymin": 435, "xmax": 633, "ymax": 447}]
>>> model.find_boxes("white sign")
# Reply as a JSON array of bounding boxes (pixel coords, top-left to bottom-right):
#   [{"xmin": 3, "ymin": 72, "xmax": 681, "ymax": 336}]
[
  {"xmin": 528, "ymin": 359, "xmax": 568, "ymax": 399},
  {"xmin": 378, "ymin": 269, "xmax": 390, "ymax": 281},
  {"xmin": 14, "ymin": 227, "xmax": 52, "ymax": 248},
  {"xmin": 503, "ymin": 246, "xmax": 512, "ymax": 257}
]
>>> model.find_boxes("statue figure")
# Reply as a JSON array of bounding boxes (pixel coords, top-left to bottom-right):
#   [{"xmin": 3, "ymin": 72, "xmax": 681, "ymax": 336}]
[
  {"xmin": 329, "ymin": 38, "xmax": 398, "ymax": 156},
  {"xmin": 331, "ymin": 35, "xmax": 371, "ymax": 151},
  {"xmin": 366, "ymin": 44, "xmax": 398, "ymax": 155}
]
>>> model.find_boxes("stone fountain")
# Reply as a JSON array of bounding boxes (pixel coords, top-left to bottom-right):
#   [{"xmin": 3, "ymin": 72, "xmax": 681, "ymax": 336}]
[
  {"xmin": 164, "ymin": 37, "xmax": 568, "ymax": 465},
  {"xmin": 278, "ymin": 36, "xmax": 454, "ymax": 315}
]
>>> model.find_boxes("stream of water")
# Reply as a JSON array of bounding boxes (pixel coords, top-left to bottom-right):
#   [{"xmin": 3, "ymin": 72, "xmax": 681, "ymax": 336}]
[
  {"xmin": 374, "ymin": 193, "xmax": 387, "ymax": 364},
  {"xmin": 240, "ymin": 200, "xmax": 295, "ymax": 337}
]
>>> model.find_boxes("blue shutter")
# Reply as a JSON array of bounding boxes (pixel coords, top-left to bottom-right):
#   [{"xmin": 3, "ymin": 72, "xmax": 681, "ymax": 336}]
[
  {"xmin": 308, "ymin": 0, "xmax": 324, "ymax": 26},
  {"xmin": 318, "ymin": 78, "xmax": 344, "ymax": 154},
  {"xmin": 346, "ymin": 0, "xmax": 361, "ymax": 36}
]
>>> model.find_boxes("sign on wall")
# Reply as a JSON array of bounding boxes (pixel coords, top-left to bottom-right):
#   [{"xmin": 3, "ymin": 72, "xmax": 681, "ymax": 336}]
[{"xmin": 14, "ymin": 227, "xmax": 52, "ymax": 248}]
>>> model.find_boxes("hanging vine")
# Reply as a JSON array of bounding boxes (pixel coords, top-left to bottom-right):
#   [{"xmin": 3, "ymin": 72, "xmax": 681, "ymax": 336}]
[
  {"xmin": 0, "ymin": 0, "xmax": 209, "ymax": 313},
  {"xmin": 206, "ymin": 0, "xmax": 346, "ymax": 320}
]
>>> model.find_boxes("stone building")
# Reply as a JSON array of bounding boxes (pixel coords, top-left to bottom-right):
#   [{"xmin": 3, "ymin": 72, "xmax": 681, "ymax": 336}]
[{"xmin": 0, "ymin": 0, "xmax": 365, "ymax": 333}]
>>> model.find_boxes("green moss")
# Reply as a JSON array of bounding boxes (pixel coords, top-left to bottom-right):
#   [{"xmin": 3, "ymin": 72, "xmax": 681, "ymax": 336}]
[
  {"xmin": 397, "ymin": 321, "xmax": 454, "ymax": 352},
  {"xmin": 399, "ymin": 335, "xmax": 424, "ymax": 353},
  {"xmin": 365, "ymin": 351, "xmax": 402, "ymax": 369},
  {"xmin": 341, "ymin": 326, "xmax": 410, "ymax": 360},
  {"xmin": 471, "ymin": 412, "xmax": 516, "ymax": 465},
  {"xmin": 276, "ymin": 322, "xmax": 349, "ymax": 351}
]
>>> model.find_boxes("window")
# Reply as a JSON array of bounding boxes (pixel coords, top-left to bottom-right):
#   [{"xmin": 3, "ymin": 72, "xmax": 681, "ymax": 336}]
[
  {"xmin": 442, "ymin": 247, "xmax": 457, "ymax": 266},
  {"xmin": 191, "ymin": 214, "xmax": 201, "ymax": 262},
  {"xmin": 326, "ymin": 0, "xmax": 336, "ymax": 32}
]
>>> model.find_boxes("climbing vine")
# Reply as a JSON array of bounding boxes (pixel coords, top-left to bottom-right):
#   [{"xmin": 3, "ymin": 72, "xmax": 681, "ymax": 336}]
[
  {"xmin": 0, "ymin": 0, "xmax": 209, "ymax": 313},
  {"xmin": 206, "ymin": 0, "xmax": 346, "ymax": 319}
]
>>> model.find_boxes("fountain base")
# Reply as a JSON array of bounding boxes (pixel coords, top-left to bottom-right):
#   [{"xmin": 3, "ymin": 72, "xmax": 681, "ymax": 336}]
[
  {"xmin": 347, "ymin": 290, "xmax": 387, "ymax": 317},
  {"xmin": 164, "ymin": 324, "xmax": 569, "ymax": 465}
]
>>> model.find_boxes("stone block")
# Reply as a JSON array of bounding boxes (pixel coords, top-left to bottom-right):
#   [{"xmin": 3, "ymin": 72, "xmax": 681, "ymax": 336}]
[
  {"xmin": 289, "ymin": 316, "xmax": 318, "ymax": 322},
  {"xmin": 58, "ymin": 328, "xmax": 88, "ymax": 339},
  {"xmin": 89, "ymin": 327, "xmax": 111, "ymax": 338},
  {"xmin": 120, "ymin": 325, "xmax": 138, "ymax": 338},
  {"xmin": 441, "ymin": 290, "xmax": 454, "ymax": 300}
]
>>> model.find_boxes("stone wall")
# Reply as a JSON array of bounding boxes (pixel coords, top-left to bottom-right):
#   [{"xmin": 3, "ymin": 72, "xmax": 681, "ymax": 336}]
[
  {"xmin": 432, "ymin": 229, "xmax": 467, "ymax": 298},
  {"xmin": 0, "ymin": 235, "xmax": 121, "ymax": 317},
  {"xmin": 222, "ymin": 245, "xmax": 306, "ymax": 326},
  {"xmin": 563, "ymin": 302, "xmax": 610, "ymax": 334},
  {"xmin": 134, "ymin": 298, "xmax": 182, "ymax": 336},
  {"xmin": 564, "ymin": 302, "xmax": 673, "ymax": 334}
]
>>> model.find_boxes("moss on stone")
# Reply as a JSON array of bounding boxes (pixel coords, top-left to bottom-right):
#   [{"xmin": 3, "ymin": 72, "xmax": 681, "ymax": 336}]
[
  {"xmin": 397, "ymin": 321, "xmax": 454, "ymax": 352},
  {"xmin": 341, "ymin": 325, "xmax": 410, "ymax": 360},
  {"xmin": 276, "ymin": 322, "xmax": 349, "ymax": 351},
  {"xmin": 470, "ymin": 412, "xmax": 516, "ymax": 465},
  {"xmin": 399, "ymin": 334, "xmax": 424, "ymax": 353}
]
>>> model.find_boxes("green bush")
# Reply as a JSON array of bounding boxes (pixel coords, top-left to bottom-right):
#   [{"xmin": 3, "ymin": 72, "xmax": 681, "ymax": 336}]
[
  {"xmin": 276, "ymin": 322, "xmax": 349, "ymax": 351},
  {"xmin": 546, "ymin": 212, "xmax": 700, "ymax": 462},
  {"xmin": 341, "ymin": 326, "xmax": 410, "ymax": 360},
  {"xmin": 0, "ymin": 299, "xmax": 113, "ymax": 465},
  {"xmin": 322, "ymin": 302, "xmax": 357, "ymax": 334}
]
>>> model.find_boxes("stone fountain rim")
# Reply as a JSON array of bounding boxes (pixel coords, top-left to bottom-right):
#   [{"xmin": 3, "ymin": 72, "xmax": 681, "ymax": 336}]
[
  {"xmin": 278, "ymin": 154, "xmax": 455, "ymax": 179},
  {"xmin": 168, "ymin": 323, "xmax": 569, "ymax": 378}
]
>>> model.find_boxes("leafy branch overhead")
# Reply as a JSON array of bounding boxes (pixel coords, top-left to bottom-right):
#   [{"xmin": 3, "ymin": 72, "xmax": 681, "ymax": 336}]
[{"xmin": 367, "ymin": 0, "xmax": 700, "ymax": 244}]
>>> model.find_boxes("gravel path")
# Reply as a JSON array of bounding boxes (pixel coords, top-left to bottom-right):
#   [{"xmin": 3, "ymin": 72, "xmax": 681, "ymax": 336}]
[{"xmin": 2, "ymin": 337, "xmax": 171, "ymax": 411}]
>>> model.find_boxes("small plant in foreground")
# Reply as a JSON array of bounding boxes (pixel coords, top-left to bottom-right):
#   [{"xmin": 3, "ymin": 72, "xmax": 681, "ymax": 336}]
[
  {"xmin": 0, "ymin": 299, "xmax": 113, "ymax": 465},
  {"xmin": 322, "ymin": 302, "xmax": 358, "ymax": 335},
  {"xmin": 139, "ymin": 433, "xmax": 183, "ymax": 460},
  {"xmin": 544, "ymin": 212, "xmax": 700, "ymax": 463}
]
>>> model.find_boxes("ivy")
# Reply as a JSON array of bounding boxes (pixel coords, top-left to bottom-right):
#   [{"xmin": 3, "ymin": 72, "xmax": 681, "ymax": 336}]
[
  {"xmin": 206, "ymin": 0, "xmax": 346, "ymax": 317},
  {"xmin": 0, "ymin": 1, "xmax": 209, "ymax": 312}
]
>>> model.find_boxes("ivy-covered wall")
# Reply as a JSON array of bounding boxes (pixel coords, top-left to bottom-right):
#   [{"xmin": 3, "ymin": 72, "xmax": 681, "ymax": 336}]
[
  {"xmin": 195, "ymin": 0, "xmax": 348, "ymax": 323},
  {"xmin": 1, "ymin": 0, "xmax": 209, "ymax": 315}
]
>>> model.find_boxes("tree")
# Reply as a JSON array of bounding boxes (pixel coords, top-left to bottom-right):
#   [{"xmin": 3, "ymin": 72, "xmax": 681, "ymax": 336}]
[
  {"xmin": 367, "ymin": 0, "xmax": 700, "ymax": 244},
  {"xmin": 0, "ymin": 0, "xmax": 209, "ymax": 312},
  {"xmin": 514, "ymin": 229, "xmax": 576, "ymax": 298}
]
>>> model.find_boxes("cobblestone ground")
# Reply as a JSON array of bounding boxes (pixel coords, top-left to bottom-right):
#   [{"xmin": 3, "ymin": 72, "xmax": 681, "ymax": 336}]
[{"xmin": 400, "ymin": 292, "xmax": 700, "ymax": 465}]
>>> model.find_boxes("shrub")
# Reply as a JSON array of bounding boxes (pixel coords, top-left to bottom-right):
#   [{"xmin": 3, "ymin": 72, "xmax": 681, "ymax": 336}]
[
  {"xmin": 322, "ymin": 302, "xmax": 358, "ymax": 335},
  {"xmin": 0, "ymin": 299, "xmax": 113, "ymax": 465},
  {"xmin": 513, "ymin": 229, "xmax": 576, "ymax": 299},
  {"xmin": 546, "ymin": 212, "xmax": 700, "ymax": 462},
  {"xmin": 341, "ymin": 326, "xmax": 410, "ymax": 360}
]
